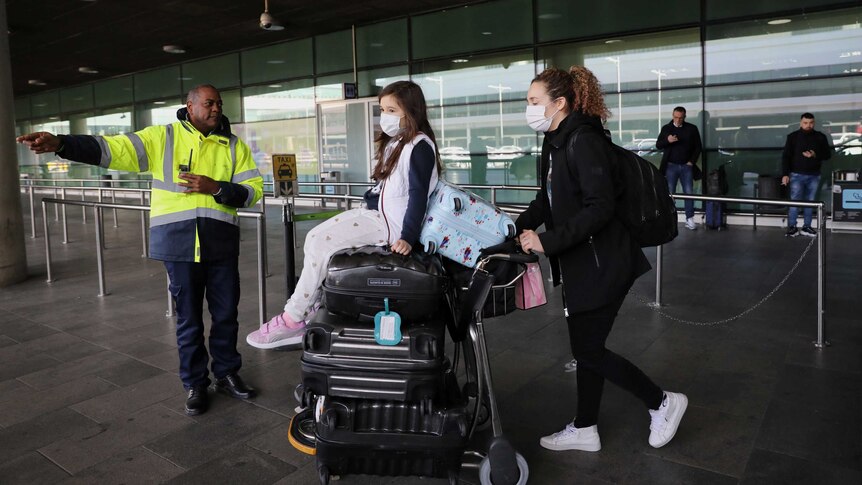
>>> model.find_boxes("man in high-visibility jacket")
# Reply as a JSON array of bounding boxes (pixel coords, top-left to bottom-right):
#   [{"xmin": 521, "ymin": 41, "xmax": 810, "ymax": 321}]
[{"xmin": 18, "ymin": 85, "xmax": 264, "ymax": 416}]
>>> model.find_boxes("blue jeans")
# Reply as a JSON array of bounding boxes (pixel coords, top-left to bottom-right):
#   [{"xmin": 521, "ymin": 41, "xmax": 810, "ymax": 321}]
[
  {"xmin": 665, "ymin": 163, "xmax": 694, "ymax": 219},
  {"xmin": 788, "ymin": 173, "xmax": 821, "ymax": 228}
]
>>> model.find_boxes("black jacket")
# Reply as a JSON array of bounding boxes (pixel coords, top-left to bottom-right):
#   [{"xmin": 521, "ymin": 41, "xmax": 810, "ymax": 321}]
[
  {"xmin": 781, "ymin": 129, "xmax": 832, "ymax": 177},
  {"xmin": 656, "ymin": 121, "xmax": 702, "ymax": 175},
  {"xmin": 516, "ymin": 112, "xmax": 650, "ymax": 313}
]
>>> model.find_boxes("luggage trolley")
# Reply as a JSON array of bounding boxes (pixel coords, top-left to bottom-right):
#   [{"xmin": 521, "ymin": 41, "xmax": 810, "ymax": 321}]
[{"xmin": 288, "ymin": 244, "xmax": 537, "ymax": 485}]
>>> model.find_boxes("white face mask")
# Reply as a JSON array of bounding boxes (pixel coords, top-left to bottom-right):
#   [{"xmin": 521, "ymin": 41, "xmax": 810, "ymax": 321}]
[
  {"xmin": 379, "ymin": 113, "xmax": 403, "ymax": 137},
  {"xmin": 525, "ymin": 100, "xmax": 561, "ymax": 132}
]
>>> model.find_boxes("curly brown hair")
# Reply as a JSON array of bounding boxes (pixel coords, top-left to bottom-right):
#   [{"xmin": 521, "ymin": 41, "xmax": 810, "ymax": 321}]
[{"xmin": 532, "ymin": 66, "xmax": 610, "ymax": 122}]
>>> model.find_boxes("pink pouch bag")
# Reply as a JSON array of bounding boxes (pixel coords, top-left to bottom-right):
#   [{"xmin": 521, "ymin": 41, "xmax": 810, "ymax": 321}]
[{"xmin": 515, "ymin": 262, "xmax": 547, "ymax": 310}]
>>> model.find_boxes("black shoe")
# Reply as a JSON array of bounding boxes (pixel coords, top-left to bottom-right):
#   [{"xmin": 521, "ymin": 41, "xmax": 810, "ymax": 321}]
[
  {"xmin": 800, "ymin": 226, "xmax": 817, "ymax": 237},
  {"xmin": 214, "ymin": 373, "xmax": 256, "ymax": 400},
  {"xmin": 785, "ymin": 226, "xmax": 799, "ymax": 237},
  {"xmin": 185, "ymin": 386, "xmax": 209, "ymax": 416}
]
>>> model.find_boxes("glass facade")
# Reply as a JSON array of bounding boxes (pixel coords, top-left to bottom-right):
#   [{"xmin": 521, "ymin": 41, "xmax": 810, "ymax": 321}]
[{"xmin": 13, "ymin": 1, "xmax": 861, "ymax": 212}]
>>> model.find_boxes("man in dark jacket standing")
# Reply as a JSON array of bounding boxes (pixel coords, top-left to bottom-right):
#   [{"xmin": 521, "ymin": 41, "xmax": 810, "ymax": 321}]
[
  {"xmin": 781, "ymin": 112, "xmax": 831, "ymax": 237},
  {"xmin": 656, "ymin": 107, "xmax": 702, "ymax": 230}
]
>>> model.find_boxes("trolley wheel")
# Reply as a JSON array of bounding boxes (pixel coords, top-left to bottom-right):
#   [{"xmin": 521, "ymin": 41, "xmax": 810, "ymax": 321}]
[
  {"xmin": 318, "ymin": 464, "xmax": 330, "ymax": 485},
  {"xmin": 478, "ymin": 452, "xmax": 528, "ymax": 485},
  {"xmin": 287, "ymin": 409, "xmax": 316, "ymax": 456},
  {"xmin": 427, "ymin": 240, "xmax": 438, "ymax": 254}
]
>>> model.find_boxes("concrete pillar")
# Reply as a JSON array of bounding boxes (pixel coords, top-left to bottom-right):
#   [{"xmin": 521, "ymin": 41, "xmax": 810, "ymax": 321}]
[{"xmin": 0, "ymin": 0, "xmax": 28, "ymax": 286}]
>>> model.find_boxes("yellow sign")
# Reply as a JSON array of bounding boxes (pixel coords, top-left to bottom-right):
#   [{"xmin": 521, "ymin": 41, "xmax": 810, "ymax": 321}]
[{"xmin": 273, "ymin": 154, "xmax": 297, "ymax": 182}]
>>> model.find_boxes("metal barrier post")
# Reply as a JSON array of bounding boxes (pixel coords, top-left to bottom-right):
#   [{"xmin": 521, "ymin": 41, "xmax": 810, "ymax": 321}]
[
  {"xmin": 257, "ymin": 213, "xmax": 267, "ymax": 326},
  {"xmin": 29, "ymin": 185, "xmax": 36, "ymax": 238},
  {"xmin": 54, "ymin": 187, "xmax": 60, "ymax": 221},
  {"xmin": 111, "ymin": 190, "xmax": 118, "ymax": 228},
  {"xmin": 284, "ymin": 202, "xmax": 296, "ymax": 300},
  {"xmin": 94, "ymin": 206, "xmax": 108, "ymax": 296},
  {"xmin": 97, "ymin": 188, "xmax": 105, "ymax": 249},
  {"xmin": 81, "ymin": 185, "xmax": 88, "ymax": 223},
  {"xmin": 261, "ymin": 197, "xmax": 270, "ymax": 277},
  {"xmin": 41, "ymin": 201, "xmax": 53, "ymax": 283},
  {"xmin": 61, "ymin": 187, "xmax": 69, "ymax": 244},
  {"xmin": 815, "ymin": 204, "xmax": 828, "ymax": 348},
  {"xmin": 652, "ymin": 244, "xmax": 663, "ymax": 307},
  {"xmin": 140, "ymin": 191, "xmax": 148, "ymax": 258}
]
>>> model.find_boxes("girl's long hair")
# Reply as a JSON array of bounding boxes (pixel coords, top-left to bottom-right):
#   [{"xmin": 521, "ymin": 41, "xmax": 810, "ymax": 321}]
[{"xmin": 372, "ymin": 81, "xmax": 442, "ymax": 181}]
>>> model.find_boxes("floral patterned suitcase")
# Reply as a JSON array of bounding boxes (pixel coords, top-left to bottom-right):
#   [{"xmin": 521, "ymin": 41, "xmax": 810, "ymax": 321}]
[{"xmin": 420, "ymin": 180, "xmax": 516, "ymax": 268}]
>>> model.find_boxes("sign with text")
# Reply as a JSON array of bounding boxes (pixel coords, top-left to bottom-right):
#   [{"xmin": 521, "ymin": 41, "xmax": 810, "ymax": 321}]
[{"xmin": 273, "ymin": 154, "xmax": 297, "ymax": 183}]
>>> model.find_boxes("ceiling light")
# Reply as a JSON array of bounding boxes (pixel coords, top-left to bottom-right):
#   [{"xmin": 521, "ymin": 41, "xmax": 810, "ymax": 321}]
[
  {"xmin": 153, "ymin": 101, "xmax": 167, "ymax": 105},
  {"xmin": 605, "ymin": 39, "xmax": 622, "ymax": 44},
  {"xmin": 767, "ymin": 19, "xmax": 792, "ymax": 25},
  {"xmin": 266, "ymin": 59, "xmax": 285, "ymax": 64},
  {"xmin": 260, "ymin": 0, "xmax": 284, "ymax": 31},
  {"xmin": 78, "ymin": 66, "xmax": 99, "ymax": 74},
  {"xmin": 268, "ymin": 84, "xmax": 283, "ymax": 88},
  {"xmin": 28, "ymin": 79, "xmax": 46, "ymax": 86},
  {"xmin": 452, "ymin": 59, "xmax": 469, "ymax": 63},
  {"xmin": 162, "ymin": 45, "xmax": 186, "ymax": 54},
  {"xmin": 481, "ymin": 31, "xmax": 492, "ymax": 36},
  {"xmin": 538, "ymin": 13, "xmax": 561, "ymax": 20}
]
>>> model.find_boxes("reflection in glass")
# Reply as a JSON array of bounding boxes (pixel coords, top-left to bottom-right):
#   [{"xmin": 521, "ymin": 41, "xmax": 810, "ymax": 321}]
[
  {"xmin": 233, "ymin": 118, "xmax": 319, "ymax": 190},
  {"xmin": 243, "ymin": 82, "xmax": 315, "ymax": 123},
  {"xmin": 705, "ymin": 8, "xmax": 862, "ymax": 85},
  {"xmin": 704, "ymin": 77, "xmax": 862, "ymax": 149}
]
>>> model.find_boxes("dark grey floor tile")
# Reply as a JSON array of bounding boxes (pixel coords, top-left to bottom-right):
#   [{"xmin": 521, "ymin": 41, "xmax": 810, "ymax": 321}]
[
  {"xmin": 0, "ymin": 335, "xmax": 16, "ymax": 348},
  {"xmin": 164, "ymin": 447, "xmax": 296, "ymax": 484},
  {"xmin": 58, "ymin": 447, "xmax": 185, "ymax": 485},
  {"xmin": 0, "ymin": 374, "xmax": 117, "ymax": 427},
  {"xmin": 0, "ymin": 318, "xmax": 59, "ymax": 343},
  {"xmin": 245, "ymin": 422, "xmax": 315, "ymax": 469},
  {"xmin": 755, "ymin": 398, "xmax": 861, "ymax": 471},
  {"xmin": 137, "ymin": 348, "xmax": 180, "ymax": 374},
  {"xmin": 93, "ymin": 358, "xmax": 166, "ymax": 387},
  {"xmin": 112, "ymin": 337, "xmax": 177, "ymax": 359},
  {"xmin": 17, "ymin": 350, "xmax": 132, "ymax": 390},
  {"xmin": 144, "ymin": 400, "xmax": 284, "ymax": 469},
  {"xmin": 621, "ymin": 452, "xmax": 738, "ymax": 485},
  {"xmin": 38, "ymin": 404, "xmax": 193, "ymax": 475},
  {"xmin": 0, "ymin": 352, "xmax": 62, "ymax": 382},
  {"xmin": 741, "ymin": 448, "xmax": 861, "ymax": 485},
  {"xmin": 685, "ymin": 369, "xmax": 777, "ymax": 419},
  {"xmin": 785, "ymin": 337, "xmax": 862, "ymax": 374},
  {"xmin": 0, "ymin": 452, "xmax": 70, "ymax": 484},
  {"xmin": 70, "ymin": 373, "xmax": 181, "ymax": 423},
  {"xmin": 771, "ymin": 363, "xmax": 861, "ymax": 415},
  {"xmin": 642, "ymin": 405, "xmax": 759, "ymax": 478},
  {"xmin": 0, "ymin": 408, "xmax": 100, "ymax": 465},
  {"xmin": 0, "ymin": 378, "xmax": 29, "ymax": 404}
]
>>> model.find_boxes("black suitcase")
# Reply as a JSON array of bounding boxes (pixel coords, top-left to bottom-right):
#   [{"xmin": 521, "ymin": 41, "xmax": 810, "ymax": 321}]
[
  {"xmin": 314, "ymin": 396, "xmax": 468, "ymax": 484},
  {"xmin": 322, "ymin": 246, "xmax": 449, "ymax": 321},
  {"xmin": 301, "ymin": 310, "xmax": 449, "ymax": 402}
]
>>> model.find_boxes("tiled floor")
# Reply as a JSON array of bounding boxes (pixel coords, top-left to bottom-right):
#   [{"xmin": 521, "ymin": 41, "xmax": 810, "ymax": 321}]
[{"xmin": 1, "ymin": 194, "xmax": 860, "ymax": 484}]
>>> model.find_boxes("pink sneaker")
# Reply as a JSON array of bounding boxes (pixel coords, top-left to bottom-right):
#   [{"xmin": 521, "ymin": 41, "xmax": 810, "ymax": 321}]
[{"xmin": 246, "ymin": 313, "xmax": 306, "ymax": 349}]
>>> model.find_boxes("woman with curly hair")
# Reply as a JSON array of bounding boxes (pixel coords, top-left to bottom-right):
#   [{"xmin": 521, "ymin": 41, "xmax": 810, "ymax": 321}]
[{"xmin": 516, "ymin": 66, "xmax": 687, "ymax": 452}]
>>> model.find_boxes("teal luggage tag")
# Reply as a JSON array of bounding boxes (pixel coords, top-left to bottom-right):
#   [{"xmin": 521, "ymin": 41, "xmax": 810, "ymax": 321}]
[{"xmin": 374, "ymin": 298, "xmax": 402, "ymax": 346}]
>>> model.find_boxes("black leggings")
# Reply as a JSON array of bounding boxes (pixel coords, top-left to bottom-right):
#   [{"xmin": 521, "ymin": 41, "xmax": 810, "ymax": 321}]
[{"xmin": 567, "ymin": 295, "xmax": 663, "ymax": 428}]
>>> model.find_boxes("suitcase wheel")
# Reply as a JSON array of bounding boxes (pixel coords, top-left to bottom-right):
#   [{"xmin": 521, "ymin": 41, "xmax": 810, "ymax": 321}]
[
  {"xmin": 479, "ymin": 448, "xmax": 529, "ymax": 485},
  {"xmin": 426, "ymin": 240, "xmax": 438, "ymax": 254},
  {"xmin": 453, "ymin": 197, "xmax": 463, "ymax": 212},
  {"xmin": 505, "ymin": 223, "xmax": 515, "ymax": 238},
  {"xmin": 318, "ymin": 464, "xmax": 330, "ymax": 485},
  {"xmin": 321, "ymin": 408, "xmax": 338, "ymax": 433}
]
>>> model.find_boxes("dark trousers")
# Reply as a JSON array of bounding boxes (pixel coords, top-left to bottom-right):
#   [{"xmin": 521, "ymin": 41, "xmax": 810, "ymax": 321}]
[
  {"xmin": 567, "ymin": 294, "xmax": 663, "ymax": 428},
  {"xmin": 165, "ymin": 258, "xmax": 242, "ymax": 389}
]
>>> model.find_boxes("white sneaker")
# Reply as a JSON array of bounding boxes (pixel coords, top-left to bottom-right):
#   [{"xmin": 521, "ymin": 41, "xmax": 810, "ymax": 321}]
[
  {"xmin": 685, "ymin": 218, "xmax": 697, "ymax": 230},
  {"xmin": 648, "ymin": 392, "xmax": 688, "ymax": 448},
  {"xmin": 539, "ymin": 423, "xmax": 601, "ymax": 452}
]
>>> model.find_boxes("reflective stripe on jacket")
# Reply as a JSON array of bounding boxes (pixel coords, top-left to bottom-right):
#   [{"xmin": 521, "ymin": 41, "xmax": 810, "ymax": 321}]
[{"xmin": 98, "ymin": 120, "xmax": 263, "ymax": 262}]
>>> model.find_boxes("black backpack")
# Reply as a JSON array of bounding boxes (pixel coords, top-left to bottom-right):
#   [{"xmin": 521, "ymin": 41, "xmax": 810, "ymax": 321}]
[
  {"xmin": 706, "ymin": 163, "xmax": 729, "ymax": 196},
  {"xmin": 568, "ymin": 129, "xmax": 678, "ymax": 247}
]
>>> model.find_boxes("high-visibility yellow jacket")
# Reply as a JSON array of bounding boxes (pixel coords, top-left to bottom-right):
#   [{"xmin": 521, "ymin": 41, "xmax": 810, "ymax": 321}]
[{"xmin": 59, "ymin": 114, "xmax": 263, "ymax": 262}]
